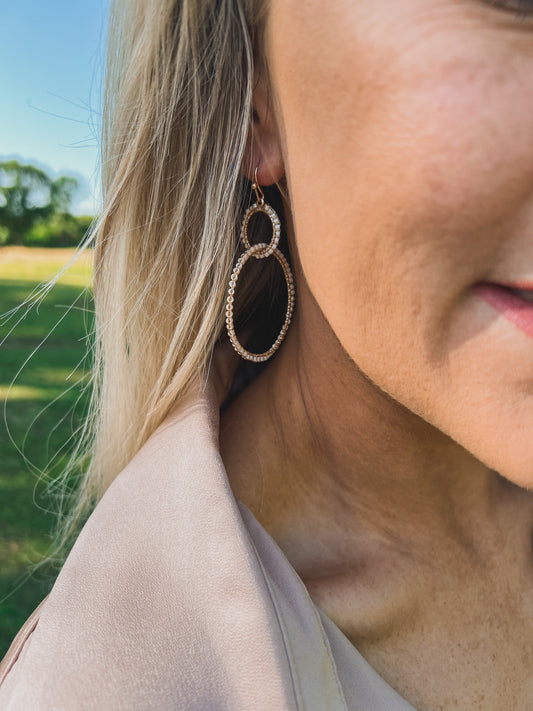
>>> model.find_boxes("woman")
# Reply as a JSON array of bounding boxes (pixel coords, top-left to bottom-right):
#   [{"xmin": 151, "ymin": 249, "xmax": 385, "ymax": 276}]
[{"xmin": 1, "ymin": 0, "xmax": 532, "ymax": 708}]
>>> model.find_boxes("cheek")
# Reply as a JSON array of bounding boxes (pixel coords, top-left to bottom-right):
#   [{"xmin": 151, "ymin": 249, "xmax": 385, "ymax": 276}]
[
  {"xmin": 268, "ymin": 3, "xmax": 533, "ymax": 485},
  {"xmin": 270, "ymin": 7, "xmax": 533, "ymax": 387}
]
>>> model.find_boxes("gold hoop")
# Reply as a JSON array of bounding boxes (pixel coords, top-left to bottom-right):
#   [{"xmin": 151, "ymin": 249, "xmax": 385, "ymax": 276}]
[
  {"xmin": 226, "ymin": 173, "xmax": 295, "ymax": 362},
  {"xmin": 226, "ymin": 241, "xmax": 295, "ymax": 362}
]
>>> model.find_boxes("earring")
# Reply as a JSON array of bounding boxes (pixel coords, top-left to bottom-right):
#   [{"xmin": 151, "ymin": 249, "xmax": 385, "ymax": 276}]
[{"xmin": 226, "ymin": 167, "xmax": 296, "ymax": 362}]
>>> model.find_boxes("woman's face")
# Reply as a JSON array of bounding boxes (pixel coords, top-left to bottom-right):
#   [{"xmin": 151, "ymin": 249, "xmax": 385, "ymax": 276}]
[{"xmin": 265, "ymin": 0, "xmax": 533, "ymax": 487}]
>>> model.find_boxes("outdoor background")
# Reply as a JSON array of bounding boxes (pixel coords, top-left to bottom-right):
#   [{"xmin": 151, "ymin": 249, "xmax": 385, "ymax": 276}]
[{"xmin": 0, "ymin": 0, "xmax": 109, "ymax": 656}]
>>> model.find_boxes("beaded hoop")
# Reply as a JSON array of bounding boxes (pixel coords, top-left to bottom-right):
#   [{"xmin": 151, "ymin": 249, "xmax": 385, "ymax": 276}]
[
  {"xmin": 240, "ymin": 202, "xmax": 280, "ymax": 257},
  {"xmin": 225, "ymin": 178, "xmax": 296, "ymax": 362}
]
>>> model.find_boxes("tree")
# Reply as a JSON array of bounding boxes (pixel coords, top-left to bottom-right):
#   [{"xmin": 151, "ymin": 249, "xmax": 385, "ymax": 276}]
[
  {"xmin": 0, "ymin": 160, "xmax": 78, "ymax": 245},
  {"xmin": 24, "ymin": 213, "xmax": 93, "ymax": 248},
  {"xmin": 50, "ymin": 175, "xmax": 79, "ymax": 214}
]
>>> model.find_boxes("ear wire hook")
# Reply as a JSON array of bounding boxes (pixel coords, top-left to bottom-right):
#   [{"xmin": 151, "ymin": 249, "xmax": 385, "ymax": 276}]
[{"xmin": 252, "ymin": 166, "xmax": 265, "ymax": 206}]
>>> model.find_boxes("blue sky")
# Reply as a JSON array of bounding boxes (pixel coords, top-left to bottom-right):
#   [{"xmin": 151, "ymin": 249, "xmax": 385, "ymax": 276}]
[{"xmin": 0, "ymin": 0, "xmax": 110, "ymax": 215}]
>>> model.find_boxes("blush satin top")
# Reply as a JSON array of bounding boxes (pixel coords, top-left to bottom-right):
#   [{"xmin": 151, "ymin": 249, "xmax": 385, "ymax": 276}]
[{"xmin": 0, "ymin": 343, "xmax": 417, "ymax": 710}]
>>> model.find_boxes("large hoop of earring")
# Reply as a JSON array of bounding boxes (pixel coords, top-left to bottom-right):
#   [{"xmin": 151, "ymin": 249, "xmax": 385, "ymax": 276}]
[{"xmin": 225, "ymin": 168, "xmax": 296, "ymax": 362}]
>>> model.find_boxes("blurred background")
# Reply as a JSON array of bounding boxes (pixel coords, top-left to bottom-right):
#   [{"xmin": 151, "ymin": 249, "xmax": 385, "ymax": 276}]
[{"xmin": 0, "ymin": 0, "xmax": 109, "ymax": 656}]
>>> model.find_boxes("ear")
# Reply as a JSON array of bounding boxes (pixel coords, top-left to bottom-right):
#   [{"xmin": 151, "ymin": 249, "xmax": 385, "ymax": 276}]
[{"xmin": 242, "ymin": 73, "xmax": 284, "ymax": 186}]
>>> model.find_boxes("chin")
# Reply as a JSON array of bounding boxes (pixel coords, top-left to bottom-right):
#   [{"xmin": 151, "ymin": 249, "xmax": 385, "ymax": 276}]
[
  {"xmin": 495, "ymin": 465, "xmax": 533, "ymax": 493},
  {"xmin": 474, "ymin": 432, "xmax": 533, "ymax": 492}
]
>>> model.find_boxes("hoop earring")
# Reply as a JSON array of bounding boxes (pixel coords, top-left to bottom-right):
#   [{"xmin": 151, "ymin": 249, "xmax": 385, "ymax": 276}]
[{"xmin": 226, "ymin": 168, "xmax": 296, "ymax": 362}]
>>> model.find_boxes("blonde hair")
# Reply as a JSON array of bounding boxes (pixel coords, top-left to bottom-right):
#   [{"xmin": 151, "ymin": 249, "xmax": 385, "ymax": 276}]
[{"xmin": 40, "ymin": 0, "xmax": 290, "ymax": 568}]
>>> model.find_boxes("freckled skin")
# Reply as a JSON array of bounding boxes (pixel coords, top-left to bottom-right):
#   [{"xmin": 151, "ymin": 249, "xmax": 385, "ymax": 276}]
[{"xmin": 220, "ymin": 2, "xmax": 533, "ymax": 709}]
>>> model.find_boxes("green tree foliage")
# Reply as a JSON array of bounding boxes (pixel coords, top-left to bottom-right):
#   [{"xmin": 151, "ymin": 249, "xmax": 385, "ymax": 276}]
[
  {"xmin": 50, "ymin": 175, "xmax": 79, "ymax": 214},
  {"xmin": 0, "ymin": 160, "xmax": 82, "ymax": 246},
  {"xmin": 25, "ymin": 213, "xmax": 93, "ymax": 248}
]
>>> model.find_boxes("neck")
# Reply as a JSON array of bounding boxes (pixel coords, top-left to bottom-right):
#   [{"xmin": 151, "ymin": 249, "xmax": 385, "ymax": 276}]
[{"xmin": 219, "ymin": 267, "xmax": 515, "ymax": 580}]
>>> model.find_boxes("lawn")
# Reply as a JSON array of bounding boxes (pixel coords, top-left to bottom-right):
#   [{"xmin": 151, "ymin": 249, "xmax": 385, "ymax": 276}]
[{"xmin": 0, "ymin": 246, "xmax": 93, "ymax": 658}]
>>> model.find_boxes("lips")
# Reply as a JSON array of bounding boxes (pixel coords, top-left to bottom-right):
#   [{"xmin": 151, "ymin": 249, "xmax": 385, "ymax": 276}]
[
  {"xmin": 510, "ymin": 288, "xmax": 533, "ymax": 303},
  {"xmin": 474, "ymin": 282, "xmax": 533, "ymax": 339}
]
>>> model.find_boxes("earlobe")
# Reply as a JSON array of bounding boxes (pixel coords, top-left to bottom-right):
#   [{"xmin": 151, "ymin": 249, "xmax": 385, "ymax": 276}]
[{"xmin": 242, "ymin": 75, "xmax": 285, "ymax": 186}]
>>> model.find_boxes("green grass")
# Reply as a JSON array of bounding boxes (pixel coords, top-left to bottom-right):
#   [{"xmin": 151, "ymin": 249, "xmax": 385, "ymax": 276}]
[{"xmin": 0, "ymin": 247, "xmax": 93, "ymax": 657}]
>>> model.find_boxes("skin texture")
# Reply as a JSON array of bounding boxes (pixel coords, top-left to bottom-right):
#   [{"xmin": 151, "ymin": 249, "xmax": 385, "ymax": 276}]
[{"xmin": 220, "ymin": 2, "xmax": 533, "ymax": 709}]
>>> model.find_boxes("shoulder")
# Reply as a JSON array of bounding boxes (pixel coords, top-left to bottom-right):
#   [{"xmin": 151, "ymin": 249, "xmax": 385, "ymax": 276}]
[
  {"xmin": 0, "ymin": 393, "xmax": 296, "ymax": 710},
  {"xmin": 0, "ymin": 594, "xmax": 49, "ymax": 691}
]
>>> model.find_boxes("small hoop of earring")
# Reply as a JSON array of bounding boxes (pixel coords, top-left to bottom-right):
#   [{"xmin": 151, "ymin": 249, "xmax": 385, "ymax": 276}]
[{"xmin": 226, "ymin": 168, "xmax": 296, "ymax": 362}]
